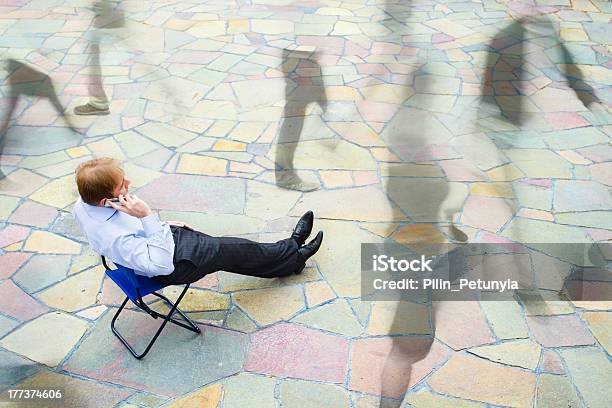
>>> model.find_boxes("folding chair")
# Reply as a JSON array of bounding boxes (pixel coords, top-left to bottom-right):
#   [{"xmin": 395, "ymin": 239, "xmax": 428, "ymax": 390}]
[{"xmin": 101, "ymin": 256, "xmax": 201, "ymax": 359}]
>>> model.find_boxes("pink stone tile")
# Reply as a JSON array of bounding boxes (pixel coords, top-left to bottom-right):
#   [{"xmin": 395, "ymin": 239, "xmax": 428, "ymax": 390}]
[
  {"xmin": 586, "ymin": 228, "xmax": 612, "ymax": 242},
  {"xmin": 439, "ymin": 159, "xmax": 487, "ymax": 182},
  {"xmin": 432, "ymin": 33, "xmax": 454, "ymax": 43},
  {"xmin": 357, "ymin": 64, "xmax": 388, "ymax": 75},
  {"xmin": 122, "ymin": 116, "xmax": 145, "ymax": 130},
  {"xmin": 399, "ymin": 47, "xmax": 419, "ymax": 56},
  {"xmin": 520, "ymin": 178, "xmax": 552, "ymax": 188},
  {"xmin": 432, "ymin": 301, "xmax": 495, "ymax": 350},
  {"xmin": 353, "ymin": 171, "xmax": 378, "ymax": 186},
  {"xmin": 545, "ymin": 112, "xmax": 590, "ymax": 130},
  {"xmin": 245, "ymin": 323, "xmax": 349, "ymax": 383},
  {"xmin": 356, "ymin": 101, "xmax": 397, "ymax": 123},
  {"xmin": 344, "ymin": 42, "xmax": 370, "ymax": 58},
  {"xmin": 0, "ymin": 155, "xmax": 21, "ymax": 166},
  {"xmin": 371, "ymin": 42, "xmax": 401, "ymax": 54},
  {"xmin": 527, "ymin": 315, "xmax": 595, "ymax": 347},
  {"xmin": 9, "ymin": 201, "xmax": 58, "ymax": 227},
  {"xmin": 0, "ymin": 225, "xmax": 30, "ymax": 248},
  {"xmin": 192, "ymin": 272, "xmax": 217, "ymax": 289},
  {"xmin": 0, "ymin": 252, "xmax": 32, "ymax": 279},
  {"xmin": 0, "ymin": 280, "xmax": 48, "ymax": 321},
  {"xmin": 16, "ymin": 101, "xmax": 60, "ymax": 126},
  {"xmin": 590, "ymin": 163, "xmax": 611, "ymax": 186},
  {"xmin": 349, "ymin": 338, "xmax": 450, "ymax": 398},
  {"xmin": 540, "ymin": 350, "xmax": 564, "ymax": 374},
  {"xmin": 517, "ymin": 208, "xmax": 554, "ymax": 221},
  {"xmin": 461, "ymin": 196, "xmax": 515, "ymax": 233}
]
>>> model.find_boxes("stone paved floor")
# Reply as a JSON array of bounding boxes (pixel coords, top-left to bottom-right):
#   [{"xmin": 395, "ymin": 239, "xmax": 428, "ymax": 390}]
[{"xmin": 0, "ymin": 0, "xmax": 611, "ymax": 407}]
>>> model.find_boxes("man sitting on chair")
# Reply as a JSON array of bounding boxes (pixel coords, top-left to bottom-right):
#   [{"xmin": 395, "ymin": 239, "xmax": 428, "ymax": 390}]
[{"xmin": 72, "ymin": 157, "xmax": 323, "ymax": 285}]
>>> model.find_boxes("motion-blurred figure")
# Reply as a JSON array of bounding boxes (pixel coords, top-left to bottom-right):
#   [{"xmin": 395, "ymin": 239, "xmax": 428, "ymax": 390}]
[
  {"xmin": 74, "ymin": 0, "xmax": 124, "ymax": 115},
  {"xmin": 275, "ymin": 49, "xmax": 328, "ymax": 192},
  {"xmin": 0, "ymin": 59, "xmax": 77, "ymax": 180}
]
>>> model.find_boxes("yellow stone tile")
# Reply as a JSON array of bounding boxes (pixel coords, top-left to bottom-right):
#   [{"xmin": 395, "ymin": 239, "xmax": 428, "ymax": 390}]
[
  {"xmin": 230, "ymin": 122, "xmax": 268, "ymax": 143},
  {"xmin": 359, "ymin": 223, "xmax": 399, "ymax": 238},
  {"xmin": 29, "ymin": 175, "xmax": 79, "ymax": 209},
  {"xmin": 329, "ymin": 122, "xmax": 384, "ymax": 147},
  {"xmin": 321, "ymin": 171, "xmax": 353, "ymax": 188},
  {"xmin": 163, "ymin": 19, "xmax": 195, "ymax": 31},
  {"xmin": 305, "ymin": 281, "xmax": 336, "ymax": 308},
  {"xmin": 177, "ymin": 154, "xmax": 227, "ymax": 176},
  {"xmin": 371, "ymin": 148, "xmax": 401, "ymax": 162},
  {"xmin": 66, "ymin": 146, "xmax": 89, "ymax": 158},
  {"xmin": 257, "ymin": 123, "xmax": 278, "ymax": 144},
  {"xmin": 360, "ymin": 84, "xmax": 413, "ymax": 104},
  {"xmin": 469, "ymin": 182, "xmax": 514, "ymax": 198},
  {"xmin": 228, "ymin": 19, "xmax": 249, "ymax": 34},
  {"xmin": 326, "ymin": 86, "xmax": 362, "ymax": 101},
  {"xmin": 212, "ymin": 140, "xmax": 247, "ymax": 152},
  {"xmin": 392, "ymin": 224, "xmax": 448, "ymax": 244},
  {"xmin": 164, "ymin": 383, "xmax": 223, "ymax": 408},
  {"xmin": 24, "ymin": 231, "xmax": 81, "ymax": 254},
  {"xmin": 488, "ymin": 163, "xmax": 524, "ymax": 181},
  {"xmin": 446, "ymin": 49, "xmax": 471, "ymax": 62},
  {"xmin": 3, "ymin": 241, "xmax": 23, "ymax": 251},
  {"xmin": 560, "ymin": 28, "xmax": 588, "ymax": 42}
]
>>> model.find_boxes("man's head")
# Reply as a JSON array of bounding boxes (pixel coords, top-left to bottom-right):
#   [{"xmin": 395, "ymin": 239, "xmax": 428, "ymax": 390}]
[{"xmin": 75, "ymin": 157, "xmax": 130, "ymax": 206}]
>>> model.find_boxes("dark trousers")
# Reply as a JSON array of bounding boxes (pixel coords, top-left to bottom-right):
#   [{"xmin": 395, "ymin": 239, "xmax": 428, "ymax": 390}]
[{"xmin": 154, "ymin": 226, "xmax": 303, "ymax": 285}]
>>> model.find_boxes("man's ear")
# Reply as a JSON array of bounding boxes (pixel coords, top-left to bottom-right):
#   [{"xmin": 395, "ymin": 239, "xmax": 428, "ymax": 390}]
[{"xmin": 98, "ymin": 198, "xmax": 107, "ymax": 207}]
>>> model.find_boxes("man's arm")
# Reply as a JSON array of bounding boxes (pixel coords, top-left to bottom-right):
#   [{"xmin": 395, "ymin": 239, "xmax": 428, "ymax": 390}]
[
  {"xmin": 107, "ymin": 193, "xmax": 175, "ymax": 277},
  {"xmin": 111, "ymin": 214, "xmax": 175, "ymax": 277}
]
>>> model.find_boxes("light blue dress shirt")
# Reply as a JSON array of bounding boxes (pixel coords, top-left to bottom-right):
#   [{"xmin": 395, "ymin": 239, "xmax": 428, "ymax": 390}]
[{"xmin": 72, "ymin": 198, "xmax": 175, "ymax": 277}]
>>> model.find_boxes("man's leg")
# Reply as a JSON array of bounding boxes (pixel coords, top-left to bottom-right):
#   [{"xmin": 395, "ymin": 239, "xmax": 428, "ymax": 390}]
[{"xmin": 211, "ymin": 236, "xmax": 303, "ymax": 278}]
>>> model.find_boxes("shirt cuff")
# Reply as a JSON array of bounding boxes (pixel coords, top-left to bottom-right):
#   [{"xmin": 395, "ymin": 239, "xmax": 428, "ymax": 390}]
[{"xmin": 141, "ymin": 214, "xmax": 164, "ymax": 237}]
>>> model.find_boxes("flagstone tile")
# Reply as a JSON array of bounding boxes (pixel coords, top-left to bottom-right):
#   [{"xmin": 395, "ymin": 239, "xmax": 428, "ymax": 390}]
[
  {"xmin": 350, "ymin": 337, "xmax": 450, "ymax": 398},
  {"xmin": 23, "ymin": 230, "xmax": 80, "ymax": 254},
  {"xmin": 540, "ymin": 349, "xmax": 565, "ymax": 374},
  {"xmin": 582, "ymin": 312, "xmax": 611, "ymax": 354},
  {"xmin": 291, "ymin": 186, "xmax": 404, "ymax": 222},
  {"xmin": 222, "ymin": 373, "xmax": 275, "ymax": 407},
  {"xmin": 527, "ymin": 314, "xmax": 595, "ymax": 347},
  {"xmin": 536, "ymin": 373, "xmax": 582, "ymax": 408},
  {"xmin": 467, "ymin": 340, "xmax": 541, "ymax": 370},
  {"xmin": 505, "ymin": 149, "xmax": 573, "ymax": 179},
  {"xmin": 13, "ymin": 254, "xmax": 70, "ymax": 293},
  {"xmin": 66, "ymin": 309, "xmax": 247, "ymax": 396},
  {"xmin": 328, "ymin": 122, "xmax": 385, "ymax": 147},
  {"xmin": 8, "ymin": 200, "xmax": 57, "ymax": 227},
  {"xmin": 428, "ymin": 353, "xmax": 536, "ymax": 407},
  {"xmin": 0, "ymin": 348, "xmax": 41, "ymax": 388},
  {"xmin": 163, "ymin": 383, "xmax": 222, "ymax": 408},
  {"xmin": 0, "ymin": 169, "xmax": 48, "ymax": 197},
  {"xmin": 280, "ymin": 379, "xmax": 350, "ymax": 408},
  {"xmin": 554, "ymin": 180, "xmax": 611, "ymax": 212},
  {"xmin": 479, "ymin": 298, "xmax": 529, "ymax": 340},
  {"xmin": 36, "ymin": 265, "xmax": 104, "ymax": 312},
  {"xmin": 135, "ymin": 122, "xmax": 197, "ymax": 148},
  {"xmin": 293, "ymin": 299, "xmax": 363, "ymax": 336},
  {"xmin": 402, "ymin": 389, "xmax": 486, "ymax": 408},
  {"xmin": 558, "ymin": 347, "xmax": 611, "ymax": 408},
  {"xmin": 0, "ymin": 279, "xmax": 48, "ymax": 321},
  {"xmin": 137, "ymin": 174, "xmax": 245, "ymax": 213},
  {"xmin": 367, "ymin": 301, "xmax": 431, "ymax": 335},
  {"xmin": 433, "ymin": 301, "xmax": 495, "ymax": 350},
  {"xmin": 304, "ymin": 281, "xmax": 336, "ymax": 308},
  {"xmin": 0, "ymin": 311, "xmax": 88, "ymax": 367},
  {"xmin": 233, "ymin": 286, "xmax": 304, "ymax": 326},
  {"xmin": 160, "ymin": 287, "xmax": 228, "ymax": 312},
  {"xmin": 461, "ymin": 195, "xmax": 516, "ymax": 233},
  {"xmin": 0, "ymin": 252, "xmax": 31, "ymax": 279},
  {"xmin": 245, "ymin": 323, "xmax": 349, "ymax": 383},
  {"xmin": 0, "ymin": 224, "xmax": 30, "ymax": 248},
  {"xmin": 28, "ymin": 174, "xmax": 79, "ymax": 209}
]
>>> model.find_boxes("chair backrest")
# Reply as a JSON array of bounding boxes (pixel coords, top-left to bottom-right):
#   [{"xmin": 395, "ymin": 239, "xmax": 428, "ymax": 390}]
[{"xmin": 101, "ymin": 256, "xmax": 165, "ymax": 303}]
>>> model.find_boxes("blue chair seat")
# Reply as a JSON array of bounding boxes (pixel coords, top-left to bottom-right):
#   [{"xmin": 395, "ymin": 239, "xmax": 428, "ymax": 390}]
[
  {"xmin": 105, "ymin": 264, "xmax": 165, "ymax": 301},
  {"xmin": 101, "ymin": 256, "xmax": 201, "ymax": 359}
]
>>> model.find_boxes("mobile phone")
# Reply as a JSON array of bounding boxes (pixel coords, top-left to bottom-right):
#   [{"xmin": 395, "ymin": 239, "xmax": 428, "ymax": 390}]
[{"xmin": 104, "ymin": 198, "xmax": 122, "ymax": 207}]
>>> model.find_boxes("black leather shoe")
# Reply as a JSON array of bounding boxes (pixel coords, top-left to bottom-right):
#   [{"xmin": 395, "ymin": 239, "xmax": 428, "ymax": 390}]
[
  {"xmin": 291, "ymin": 211, "xmax": 313, "ymax": 246},
  {"xmin": 298, "ymin": 231, "xmax": 323, "ymax": 261}
]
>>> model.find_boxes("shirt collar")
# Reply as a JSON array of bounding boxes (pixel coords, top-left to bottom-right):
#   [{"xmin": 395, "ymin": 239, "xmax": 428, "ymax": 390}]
[{"xmin": 81, "ymin": 199, "xmax": 117, "ymax": 222}]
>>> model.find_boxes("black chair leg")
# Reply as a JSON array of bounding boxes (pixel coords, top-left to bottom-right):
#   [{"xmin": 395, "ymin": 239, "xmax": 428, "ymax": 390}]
[{"xmin": 110, "ymin": 285, "xmax": 200, "ymax": 359}]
